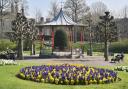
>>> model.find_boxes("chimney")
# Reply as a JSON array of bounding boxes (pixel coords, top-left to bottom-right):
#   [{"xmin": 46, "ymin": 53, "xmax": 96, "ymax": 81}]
[
  {"xmin": 46, "ymin": 18, "xmax": 51, "ymax": 23},
  {"xmin": 39, "ymin": 17, "xmax": 44, "ymax": 24}
]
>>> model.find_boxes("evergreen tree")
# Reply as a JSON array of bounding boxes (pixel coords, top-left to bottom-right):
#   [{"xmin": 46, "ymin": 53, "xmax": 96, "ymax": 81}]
[{"xmin": 54, "ymin": 29, "xmax": 68, "ymax": 51}]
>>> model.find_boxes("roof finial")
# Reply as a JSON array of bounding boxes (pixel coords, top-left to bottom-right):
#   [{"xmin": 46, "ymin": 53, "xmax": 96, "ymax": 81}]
[
  {"xmin": 60, "ymin": 0, "xmax": 64, "ymax": 9},
  {"xmin": 21, "ymin": 4, "xmax": 24, "ymax": 16}
]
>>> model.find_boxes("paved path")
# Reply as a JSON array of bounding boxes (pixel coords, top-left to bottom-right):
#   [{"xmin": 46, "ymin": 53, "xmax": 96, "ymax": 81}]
[{"xmin": 18, "ymin": 55, "xmax": 117, "ymax": 67}]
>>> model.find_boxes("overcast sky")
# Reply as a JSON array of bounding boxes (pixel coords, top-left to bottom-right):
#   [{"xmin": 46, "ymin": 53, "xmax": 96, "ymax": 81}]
[{"xmin": 27, "ymin": 0, "xmax": 128, "ymax": 18}]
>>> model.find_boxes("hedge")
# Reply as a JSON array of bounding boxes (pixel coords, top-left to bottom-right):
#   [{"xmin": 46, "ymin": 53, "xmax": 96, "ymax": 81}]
[{"xmin": 109, "ymin": 40, "xmax": 128, "ymax": 53}]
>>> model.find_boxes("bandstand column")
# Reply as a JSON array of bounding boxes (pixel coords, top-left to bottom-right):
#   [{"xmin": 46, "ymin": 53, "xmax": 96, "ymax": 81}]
[
  {"xmin": 81, "ymin": 27, "xmax": 85, "ymax": 54},
  {"xmin": 71, "ymin": 26, "xmax": 73, "ymax": 56},
  {"xmin": 51, "ymin": 26, "xmax": 54, "ymax": 55},
  {"xmin": 68, "ymin": 26, "xmax": 73, "ymax": 56}
]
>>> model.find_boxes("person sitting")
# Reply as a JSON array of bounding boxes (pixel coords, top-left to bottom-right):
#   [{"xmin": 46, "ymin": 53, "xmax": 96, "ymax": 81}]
[
  {"xmin": 111, "ymin": 53, "xmax": 124, "ymax": 63},
  {"xmin": 120, "ymin": 52, "xmax": 124, "ymax": 61}
]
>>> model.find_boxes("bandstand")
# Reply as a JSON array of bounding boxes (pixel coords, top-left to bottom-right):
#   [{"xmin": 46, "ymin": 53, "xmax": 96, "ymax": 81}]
[{"xmin": 36, "ymin": 8, "xmax": 86, "ymax": 58}]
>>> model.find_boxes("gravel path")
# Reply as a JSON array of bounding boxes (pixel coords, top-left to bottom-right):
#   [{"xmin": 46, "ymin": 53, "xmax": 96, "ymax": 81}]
[{"xmin": 17, "ymin": 55, "xmax": 117, "ymax": 67}]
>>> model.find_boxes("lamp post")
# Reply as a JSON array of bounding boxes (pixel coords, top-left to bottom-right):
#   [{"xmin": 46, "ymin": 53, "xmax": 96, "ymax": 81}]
[{"xmin": 87, "ymin": 13, "xmax": 93, "ymax": 56}]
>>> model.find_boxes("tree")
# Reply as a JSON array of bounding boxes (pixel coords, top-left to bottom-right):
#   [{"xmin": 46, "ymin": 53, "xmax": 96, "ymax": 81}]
[
  {"xmin": 11, "ymin": 0, "xmax": 28, "ymax": 13},
  {"xmin": 115, "ymin": 6, "xmax": 128, "ymax": 40},
  {"xmin": 99, "ymin": 11, "xmax": 117, "ymax": 61},
  {"xmin": 118, "ymin": 5, "xmax": 128, "ymax": 18},
  {"xmin": 0, "ymin": 0, "xmax": 10, "ymax": 38},
  {"xmin": 28, "ymin": 18, "xmax": 38, "ymax": 55},
  {"xmin": 54, "ymin": 29, "xmax": 68, "ymax": 51},
  {"xmin": 64, "ymin": 0, "xmax": 89, "ymax": 23},
  {"xmin": 90, "ymin": 1, "xmax": 107, "ymax": 24},
  {"xmin": 64, "ymin": 0, "xmax": 89, "ymax": 43},
  {"xmin": 48, "ymin": 1, "xmax": 59, "ymax": 18},
  {"xmin": 34, "ymin": 8, "xmax": 43, "ymax": 23},
  {"xmin": 11, "ymin": 12, "xmax": 29, "ymax": 60}
]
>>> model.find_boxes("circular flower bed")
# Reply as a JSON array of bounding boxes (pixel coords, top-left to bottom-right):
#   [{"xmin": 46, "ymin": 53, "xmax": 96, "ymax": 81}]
[{"xmin": 18, "ymin": 64, "xmax": 120, "ymax": 85}]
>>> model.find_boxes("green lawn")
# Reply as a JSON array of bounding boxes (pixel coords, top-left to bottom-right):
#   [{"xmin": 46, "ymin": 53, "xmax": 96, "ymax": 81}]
[{"xmin": 0, "ymin": 55, "xmax": 128, "ymax": 89}]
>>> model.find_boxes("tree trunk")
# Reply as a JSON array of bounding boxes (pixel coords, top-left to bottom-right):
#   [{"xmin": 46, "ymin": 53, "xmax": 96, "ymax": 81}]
[
  {"xmin": 0, "ymin": 18, "xmax": 3, "ymax": 38},
  {"xmin": 89, "ymin": 24, "xmax": 93, "ymax": 56},
  {"xmin": 104, "ymin": 41, "xmax": 109, "ymax": 61},
  {"xmin": 31, "ymin": 41, "xmax": 35, "ymax": 55},
  {"xmin": 17, "ymin": 38, "xmax": 24, "ymax": 60},
  {"xmin": 33, "ymin": 43, "xmax": 36, "ymax": 55}
]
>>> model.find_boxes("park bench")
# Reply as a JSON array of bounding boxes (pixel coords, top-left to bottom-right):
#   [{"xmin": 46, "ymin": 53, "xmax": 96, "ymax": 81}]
[
  {"xmin": 111, "ymin": 53, "xmax": 124, "ymax": 63},
  {"xmin": 0, "ymin": 51, "xmax": 16, "ymax": 60}
]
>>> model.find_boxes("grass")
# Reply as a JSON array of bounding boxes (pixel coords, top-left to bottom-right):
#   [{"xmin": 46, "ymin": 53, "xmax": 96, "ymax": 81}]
[
  {"xmin": 23, "ymin": 51, "xmax": 40, "ymax": 56},
  {"xmin": 0, "ymin": 55, "xmax": 128, "ymax": 89}
]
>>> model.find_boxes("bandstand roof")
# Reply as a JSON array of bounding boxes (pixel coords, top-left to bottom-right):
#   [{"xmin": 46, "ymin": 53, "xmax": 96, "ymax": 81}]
[{"xmin": 37, "ymin": 8, "xmax": 85, "ymax": 27}]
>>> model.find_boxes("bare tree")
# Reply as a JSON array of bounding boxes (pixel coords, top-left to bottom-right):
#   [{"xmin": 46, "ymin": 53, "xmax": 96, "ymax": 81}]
[
  {"xmin": 115, "ymin": 6, "xmax": 128, "ymax": 40},
  {"xmin": 48, "ymin": 1, "xmax": 59, "ymax": 18},
  {"xmin": 0, "ymin": 0, "xmax": 29, "ymax": 40},
  {"xmin": 10, "ymin": 0, "xmax": 28, "ymax": 15},
  {"xmin": 90, "ymin": 1, "xmax": 107, "ymax": 24},
  {"xmin": 64, "ymin": 0, "xmax": 89, "ymax": 43},
  {"xmin": 119, "ymin": 5, "xmax": 128, "ymax": 18},
  {"xmin": 0, "ymin": 0, "xmax": 10, "ymax": 38},
  {"xmin": 35, "ymin": 8, "xmax": 42, "ymax": 23},
  {"xmin": 64, "ymin": 0, "xmax": 89, "ymax": 23},
  {"xmin": 0, "ymin": 0, "xmax": 10, "ymax": 15}
]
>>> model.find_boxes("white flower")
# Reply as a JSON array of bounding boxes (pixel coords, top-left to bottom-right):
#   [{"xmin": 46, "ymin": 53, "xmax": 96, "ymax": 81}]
[{"xmin": 0, "ymin": 59, "xmax": 17, "ymax": 65}]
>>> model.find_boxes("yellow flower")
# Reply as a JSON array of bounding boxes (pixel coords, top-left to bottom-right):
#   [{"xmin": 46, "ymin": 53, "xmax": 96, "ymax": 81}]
[
  {"xmin": 41, "ymin": 79, "xmax": 45, "ymax": 83},
  {"xmin": 50, "ymin": 77, "xmax": 54, "ymax": 83},
  {"xmin": 99, "ymin": 80, "xmax": 103, "ymax": 84},
  {"xmin": 93, "ymin": 79, "xmax": 97, "ymax": 84},
  {"xmin": 37, "ymin": 74, "xmax": 42, "ymax": 79},
  {"xmin": 48, "ymin": 73, "xmax": 51, "ymax": 76},
  {"xmin": 55, "ymin": 78, "xmax": 59, "ymax": 84},
  {"xmin": 103, "ymin": 78, "xmax": 107, "ymax": 83},
  {"xmin": 20, "ymin": 73, "xmax": 25, "ymax": 79},
  {"xmin": 60, "ymin": 81, "xmax": 63, "ymax": 84},
  {"xmin": 89, "ymin": 80, "xmax": 93, "ymax": 84},
  {"xmin": 65, "ymin": 79, "xmax": 69, "ymax": 85},
  {"xmin": 70, "ymin": 79, "xmax": 75, "ymax": 85}
]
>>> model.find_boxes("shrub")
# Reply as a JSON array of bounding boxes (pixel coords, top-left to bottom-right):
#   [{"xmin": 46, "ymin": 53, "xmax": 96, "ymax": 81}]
[
  {"xmin": 0, "ymin": 39, "xmax": 16, "ymax": 51},
  {"xmin": 109, "ymin": 39, "xmax": 128, "ymax": 53},
  {"xmin": 54, "ymin": 30, "xmax": 68, "ymax": 51},
  {"xmin": 73, "ymin": 42, "xmax": 103, "ymax": 52},
  {"xmin": 18, "ymin": 64, "xmax": 120, "ymax": 85}
]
